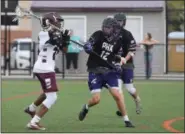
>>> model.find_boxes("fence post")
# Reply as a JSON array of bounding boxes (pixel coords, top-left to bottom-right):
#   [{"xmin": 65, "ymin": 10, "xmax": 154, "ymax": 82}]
[
  {"xmin": 62, "ymin": 53, "xmax": 65, "ymax": 79},
  {"xmin": 165, "ymin": 0, "xmax": 169, "ymax": 74},
  {"xmin": 4, "ymin": 5, "xmax": 8, "ymax": 76}
]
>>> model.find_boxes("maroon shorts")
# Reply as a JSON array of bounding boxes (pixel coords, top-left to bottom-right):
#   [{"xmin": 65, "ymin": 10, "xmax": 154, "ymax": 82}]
[{"xmin": 35, "ymin": 72, "xmax": 58, "ymax": 92}]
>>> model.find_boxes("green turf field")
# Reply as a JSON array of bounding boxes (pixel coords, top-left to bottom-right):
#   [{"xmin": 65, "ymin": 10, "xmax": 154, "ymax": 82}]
[{"xmin": 1, "ymin": 80, "xmax": 184, "ymax": 133}]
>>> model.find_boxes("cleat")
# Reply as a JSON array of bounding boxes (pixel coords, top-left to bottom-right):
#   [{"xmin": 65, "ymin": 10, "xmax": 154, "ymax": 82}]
[
  {"xmin": 78, "ymin": 104, "xmax": 88, "ymax": 121},
  {"xmin": 116, "ymin": 111, "xmax": 122, "ymax": 117},
  {"xmin": 27, "ymin": 122, "xmax": 46, "ymax": 130},
  {"xmin": 125, "ymin": 121, "xmax": 135, "ymax": 128},
  {"xmin": 24, "ymin": 107, "xmax": 35, "ymax": 118}
]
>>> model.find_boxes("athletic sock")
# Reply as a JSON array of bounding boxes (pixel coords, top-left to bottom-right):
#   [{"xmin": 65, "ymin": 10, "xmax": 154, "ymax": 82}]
[
  {"xmin": 122, "ymin": 115, "xmax": 130, "ymax": 122},
  {"xmin": 30, "ymin": 115, "xmax": 41, "ymax": 124}
]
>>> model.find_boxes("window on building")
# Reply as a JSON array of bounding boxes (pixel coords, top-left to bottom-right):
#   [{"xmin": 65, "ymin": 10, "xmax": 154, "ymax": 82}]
[{"xmin": 62, "ymin": 16, "xmax": 87, "ymax": 42}]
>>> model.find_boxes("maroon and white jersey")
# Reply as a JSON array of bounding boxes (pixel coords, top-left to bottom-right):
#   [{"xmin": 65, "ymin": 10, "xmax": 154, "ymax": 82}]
[{"xmin": 33, "ymin": 31, "xmax": 58, "ymax": 73}]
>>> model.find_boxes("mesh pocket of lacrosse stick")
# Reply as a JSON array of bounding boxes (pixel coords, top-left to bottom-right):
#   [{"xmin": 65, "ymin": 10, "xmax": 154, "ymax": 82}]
[{"xmin": 13, "ymin": 6, "xmax": 31, "ymax": 22}]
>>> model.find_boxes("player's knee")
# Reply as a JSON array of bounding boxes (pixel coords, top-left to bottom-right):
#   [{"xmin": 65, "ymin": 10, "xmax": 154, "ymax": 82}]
[
  {"xmin": 92, "ymin": 94, "xmax": 100, "ymax": 104},
  {"xmin": 125, "ymin": 84, "xmax": 136, "ymax": 94},
  {"xmin": 42, "ymin": 92, "xmax": 57, "ymax": 109}
]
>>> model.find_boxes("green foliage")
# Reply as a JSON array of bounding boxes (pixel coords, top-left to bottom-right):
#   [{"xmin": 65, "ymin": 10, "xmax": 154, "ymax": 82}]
[
  {"xmin": 167, "ymin": 1, "xmax": 184, "ymax": 9},
  {"xmin": 167, "ymin": 1, "xmax": 184, "ymax": 33}
]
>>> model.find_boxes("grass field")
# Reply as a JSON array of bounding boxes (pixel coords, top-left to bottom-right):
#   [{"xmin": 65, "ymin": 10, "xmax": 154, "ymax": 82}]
[{"xmin": 1, "ymin": 80, "xmax": 184, "ymax": 133}]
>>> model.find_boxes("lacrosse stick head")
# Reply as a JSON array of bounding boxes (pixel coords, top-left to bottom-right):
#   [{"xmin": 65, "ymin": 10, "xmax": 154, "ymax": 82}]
[{"xmin": 13, "ymin": 5, "xmax": 32, "ymax": 21}]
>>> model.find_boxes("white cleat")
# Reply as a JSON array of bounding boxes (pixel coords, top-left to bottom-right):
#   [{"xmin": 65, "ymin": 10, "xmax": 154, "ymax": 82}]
[{"xmin": 27, "ymin": 122, "xmax": 46, "ymax": 130}]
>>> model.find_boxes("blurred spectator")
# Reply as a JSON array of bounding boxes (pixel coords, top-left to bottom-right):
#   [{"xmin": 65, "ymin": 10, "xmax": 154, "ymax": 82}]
[
  {"xmin": 66, "ymin": 29, "xmax": 83, "ymax": 73},
  {"xmin": 139, "ymin": 33, "xmax": 159, "ymax": 79}
]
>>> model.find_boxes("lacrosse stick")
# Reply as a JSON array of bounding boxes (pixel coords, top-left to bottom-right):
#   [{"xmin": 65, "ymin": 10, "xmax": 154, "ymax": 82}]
[
  {"xmin": 12, "ymin": 5, "xmax": 118, "ymax": 70},
  {"xmin": 13, "ymin": 5, "xmax": 40, "ymax": 21}
]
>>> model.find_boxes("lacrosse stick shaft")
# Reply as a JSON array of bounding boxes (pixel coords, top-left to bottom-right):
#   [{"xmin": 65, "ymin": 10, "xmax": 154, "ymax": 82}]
[{"xmin": 70, "ymin": 39, "xmax": 115, "ymax": 69}]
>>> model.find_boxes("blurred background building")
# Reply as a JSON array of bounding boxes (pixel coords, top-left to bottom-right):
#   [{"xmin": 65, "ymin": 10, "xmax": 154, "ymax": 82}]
[
  {"xmin": 1, "ymin": 0, "xmax": 184, "ymax": 79},
  {"xmin": 1, "ymin": 1, "xmax": 32, "ymax": 53}
]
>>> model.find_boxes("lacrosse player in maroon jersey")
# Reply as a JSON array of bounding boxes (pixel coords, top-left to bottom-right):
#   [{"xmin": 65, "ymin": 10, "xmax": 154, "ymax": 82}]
[{"xmin": 24, "ymin": 12, "xmax": 70, "ymax": 130}]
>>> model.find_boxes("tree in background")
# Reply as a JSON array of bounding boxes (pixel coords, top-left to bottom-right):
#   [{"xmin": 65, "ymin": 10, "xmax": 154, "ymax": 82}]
[{"xmin": 167, "ymin": 1, "xmax": 184, "ymax": 33}]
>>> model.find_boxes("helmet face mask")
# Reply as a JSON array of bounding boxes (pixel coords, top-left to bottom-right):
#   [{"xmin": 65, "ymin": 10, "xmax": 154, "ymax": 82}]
[
  {"xmin": 102, "ymin": 25, "xmax": 114, "ymax": 36},
  {"xmin": 114, "ymin": 13, "xmax": 126, "ymax": 28},
  {"xmin": 102, "ymin": 17, "xmax": 120, "ymax": 39},
  {"xmin": 117, "ymin": 20, "xmax": 125, "ymax": 28}
]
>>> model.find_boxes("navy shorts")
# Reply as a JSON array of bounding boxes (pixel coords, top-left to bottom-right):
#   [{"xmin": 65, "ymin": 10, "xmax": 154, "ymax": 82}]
[
  {"xmin": 121, "ymin": 68, "xmax": 134, "ymax": 84},
  {"xmin": 88, "ymin": 71, "xmax": 121, "ymax": 93}
]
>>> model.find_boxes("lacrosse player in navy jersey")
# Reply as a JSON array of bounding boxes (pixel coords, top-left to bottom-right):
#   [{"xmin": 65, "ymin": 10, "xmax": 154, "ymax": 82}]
[
  {"xmin": 114, "ymin": 13, "xmax": 142, "ymax": 116},
  {"xmin": 78, "ymin": 17, "xmax": 134, "ymax": 127}
]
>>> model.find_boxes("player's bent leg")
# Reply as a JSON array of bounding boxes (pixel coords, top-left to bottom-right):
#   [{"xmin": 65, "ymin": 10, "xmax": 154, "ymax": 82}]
[
  {"xmin": 116, "ymin": 90, "xmax": 125, "ymax": 117},
  {"xmin": 120, "ymin": 69, "xmax": 142, "ymax": 114},
  {"xmin": 114, "ymin": 79, "xmax": 126, "ymax": 117},
  {"xmin": 109, "ymin": 87, "xmax": 134, "ymax": 128},
  {"xmin": 88, "ymin": 91, "xmax": 101, "ymax": 107},
  {"xmin": 125, "ymin": 83, "xmax": 142, "ymax": 114},
  {"xmin": 79, "ymin": 72, "xmax": 102, "ymax": 121},
  {"xmin": 34, "ymin": 93, "xmax": 46, "ymax": 106},
  {"xmin": 24, "ymin": 93, "xmax": 46, "ymax": 118},
  {"xmin": 79, "ymin": 91, "xmax": 101, "ymax": 121},
  {"xmin": 109, "ymin": 88, "xmax": 127, "ymax": 116},
  {"xmin": 27, "ymin": 92, "xmax": 57, "ymax": 130},
  {"xmin": 106, "ymin": 72, "xmax": 134, "ymax": 127},
  {"xmin": 27, "ymin": 72, "xmax": 58, "ymax": 130}
]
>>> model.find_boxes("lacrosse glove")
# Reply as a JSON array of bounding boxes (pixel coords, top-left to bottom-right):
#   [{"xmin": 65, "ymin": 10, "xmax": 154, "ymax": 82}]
[
  {"xmin": 83, "ymin": 42, "xmax": 93, "ymax": 54},
  {"xmin": 114, "ymin": 62, "xmax": 122, "ymax": 74},
  {"xmin": 60, "ymin": 29, "xmax": 70, "ymax": 53}
]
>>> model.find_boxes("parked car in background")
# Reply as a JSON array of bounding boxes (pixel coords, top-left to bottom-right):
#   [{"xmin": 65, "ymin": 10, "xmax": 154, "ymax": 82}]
[{"xmin": 10, "ymin": 38, "xmax": 36, "ymax": 69}]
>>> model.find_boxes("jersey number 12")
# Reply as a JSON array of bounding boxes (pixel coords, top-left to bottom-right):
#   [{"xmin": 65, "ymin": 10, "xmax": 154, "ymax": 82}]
[{"xmin": 100, "ymin": 51, "xmax": 110, "ymax": 60}]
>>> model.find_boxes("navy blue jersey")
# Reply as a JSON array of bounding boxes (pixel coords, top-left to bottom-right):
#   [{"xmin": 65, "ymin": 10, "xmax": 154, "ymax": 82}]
[{"xmin": 86, "ymin": 30, "xmax": 122, "ymax": 70}]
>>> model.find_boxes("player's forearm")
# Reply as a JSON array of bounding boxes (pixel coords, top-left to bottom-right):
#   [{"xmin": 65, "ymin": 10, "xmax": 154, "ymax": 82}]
[
  {"xmin": 124, "ymin": 53, "xmax": 132, "ymax": 62},
  {"xmin": 124, "ymin": 43, "xmax": 136, "ymax": 63},
  {"xmin": 121, "ymin": 51, "xmax": 135, "ymax": 64},
  {"xmin": 125, "ymin": 51, "xmax": 134, "ymax": 61}
]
